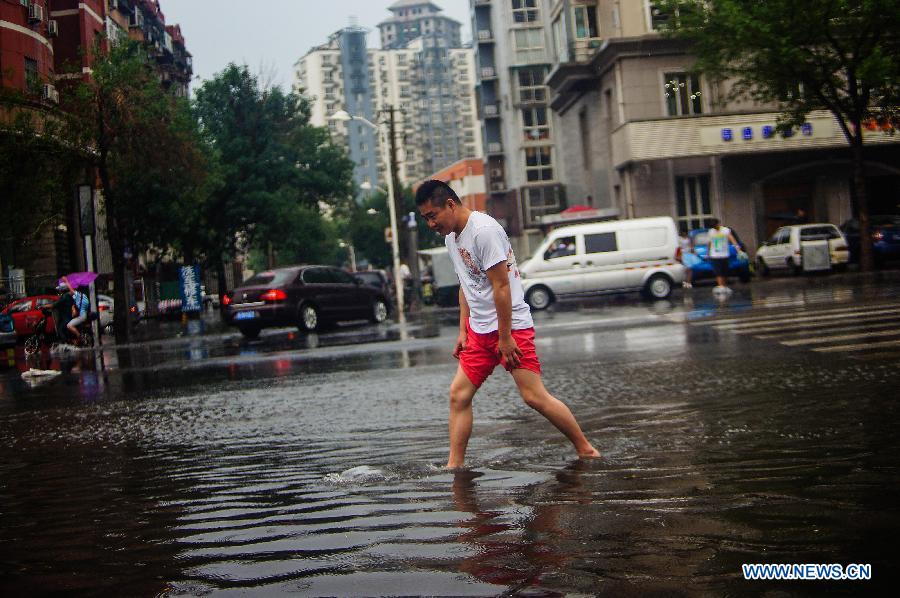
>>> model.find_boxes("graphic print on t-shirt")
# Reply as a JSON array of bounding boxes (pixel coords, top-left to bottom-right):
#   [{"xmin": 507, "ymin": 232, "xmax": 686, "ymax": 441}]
[
  {"xmin": 506, "ymin": 248, "xmax": 520, "ymax": 278},
  {"xmin": 458, "ymin": 247, "xmax": 487, "ymax": 287}
]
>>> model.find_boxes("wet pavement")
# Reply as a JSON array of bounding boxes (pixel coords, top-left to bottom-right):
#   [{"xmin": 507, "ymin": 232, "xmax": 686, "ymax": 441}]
[{"xmin": 1, "ymin": 274, "xmax": 899, "ymax": 595}]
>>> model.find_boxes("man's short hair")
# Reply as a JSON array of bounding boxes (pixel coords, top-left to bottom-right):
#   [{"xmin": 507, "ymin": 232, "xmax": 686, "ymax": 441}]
[
  {"xmin": 415, "ymin": 180, "xmax": 461, "ymax": 207},
  {"xmin": 708, "ymin": 218, "xmax": 720, "ymax": 228}
]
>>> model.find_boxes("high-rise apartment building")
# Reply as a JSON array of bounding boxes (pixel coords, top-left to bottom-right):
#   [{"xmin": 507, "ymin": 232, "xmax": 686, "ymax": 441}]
[
  {"xmin": 471, "ymin": 0, "xmax": 564, "ymax": 255},
  {"xmin": 545, "ymin": 0, "xmax": 900, "ymax": 252},
  {"xmin": 295, "ymin": 2, "xmax": 481, "ymax": 198}
]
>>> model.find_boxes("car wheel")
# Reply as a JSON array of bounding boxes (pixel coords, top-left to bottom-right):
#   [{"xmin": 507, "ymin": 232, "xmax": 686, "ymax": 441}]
[
  {"xmin": 756, "ymin": 257, "xmax": 770, "ymax": 277},
  {"xmin": 370, "ymin": 298, "xmax": 388, "ymax": 323},
  {"xmin": 299, "ymin": 303, "xmax": 320, "ymax": 332},
  {"xmin": 525, "ymin": 286, "xmax": 553, "ymax": 311},
  {"xmin": 644, "ymin": 274, "xmax": 673, "ymax": 299},
  {"xmin": 238, "ymin": 324, "xmax": 260, "ymax": 340}
]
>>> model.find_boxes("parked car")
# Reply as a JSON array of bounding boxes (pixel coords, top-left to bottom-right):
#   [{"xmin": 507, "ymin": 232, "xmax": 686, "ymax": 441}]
[
  {"xmin": 353, "ymin": 270, "xmax": 394, "ymax": 307},
  {"xmin": 689, "ymin": 228, "xmax": 752, "ymax": 283},
  {"xmin": 519, "ymin": 217, "xmax": 684, "ymax": 310},
  {"xmin": 0, "ymin": 312, "xmax": 16, "ymax": 348},
  {"xmin": 841, "ymin": 215, "xmax": 900, "ymax": 267},
  {"xmin": 755, "ymin": 223, "xmax": 849, "ymax": 275},
  {"xmin": 0, "ymin": 295, "xmax": 58, "ymax": 337},
  {"xmin": 223, "ymin": 265, "xmax": 390, "ymax": 338}
]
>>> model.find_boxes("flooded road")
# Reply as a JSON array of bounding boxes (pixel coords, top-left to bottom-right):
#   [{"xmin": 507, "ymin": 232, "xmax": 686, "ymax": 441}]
[{"xmin": 2, "ymin": 278, "xmax": 899, "ymax": 595}]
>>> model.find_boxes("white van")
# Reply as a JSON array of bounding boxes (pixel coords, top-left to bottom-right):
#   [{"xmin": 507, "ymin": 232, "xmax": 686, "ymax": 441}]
[{"xmin": 519, "ymin": 217, "xmax": 684, "ymax": 309}]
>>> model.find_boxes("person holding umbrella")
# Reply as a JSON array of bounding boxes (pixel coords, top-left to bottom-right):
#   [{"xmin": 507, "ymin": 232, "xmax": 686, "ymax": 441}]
[{"xmin": 60, "ymin": 276, "xmax": 90, "ymax": 343}]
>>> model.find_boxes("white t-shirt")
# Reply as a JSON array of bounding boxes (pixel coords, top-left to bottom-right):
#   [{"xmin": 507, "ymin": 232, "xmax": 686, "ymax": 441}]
[
  {"xmin": 446, "ymin": 211, "xmax": 534, "ymax": 333},
  {"xmin": 708, "ymin": 226, "xmax": 732, "ymax": 259}
]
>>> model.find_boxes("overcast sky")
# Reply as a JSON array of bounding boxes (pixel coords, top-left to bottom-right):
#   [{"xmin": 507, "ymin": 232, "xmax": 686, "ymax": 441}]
[{"xmin": 159, "ymin": 0, "xmax": 472, "ymax": 91}]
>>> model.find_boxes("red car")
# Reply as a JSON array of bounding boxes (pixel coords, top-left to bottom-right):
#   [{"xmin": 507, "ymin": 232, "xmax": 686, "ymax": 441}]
[{"xmin": 1, "ymin": 295, "xmax": 59, "ymax": 337}]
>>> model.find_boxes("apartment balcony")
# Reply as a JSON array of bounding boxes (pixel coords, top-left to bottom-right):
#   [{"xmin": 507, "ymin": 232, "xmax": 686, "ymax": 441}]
[
  {"xmin": 571, "ymin": 38, "xmax": 603, "ymax": 63},
  {"xmin": 480, "ymin": 66, "xmax": 496, "ymax": 80},
  {"xmin": 473, "ymin": 0, "xmax": 491, "ymax": 6},
  {"xmin": 486, "ymin": 141, "xmax": 503, "ymax": 155},
  {"xmin": 476, "ymin": 29, "xmax": 494, "ymax": 43},
  {"xmin": 482, "ymin": 101, "xmax": 500, "ymax": 119}
]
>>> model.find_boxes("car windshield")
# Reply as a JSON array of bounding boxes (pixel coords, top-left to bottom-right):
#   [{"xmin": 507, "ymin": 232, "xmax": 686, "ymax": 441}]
[{"xmin": 241, "ymin": 270, "xmax": 295, "ymax": 287}]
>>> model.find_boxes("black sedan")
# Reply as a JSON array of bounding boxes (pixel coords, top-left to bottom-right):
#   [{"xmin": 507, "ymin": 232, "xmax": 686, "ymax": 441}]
[{"xmin": 223, "ymin": 265, "xmax": 390, "ymax": 338}]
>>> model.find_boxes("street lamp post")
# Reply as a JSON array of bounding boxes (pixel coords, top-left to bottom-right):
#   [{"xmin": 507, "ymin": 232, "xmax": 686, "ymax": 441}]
[{"xmin": 330, "ymin": 108, "xmax": 405, "ymax": 324}]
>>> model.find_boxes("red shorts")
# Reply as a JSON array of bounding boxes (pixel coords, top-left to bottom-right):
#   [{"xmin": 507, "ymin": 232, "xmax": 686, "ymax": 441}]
[{"xmin": 459, "ymin": 322, "xmax": 542, "ymax": 388}]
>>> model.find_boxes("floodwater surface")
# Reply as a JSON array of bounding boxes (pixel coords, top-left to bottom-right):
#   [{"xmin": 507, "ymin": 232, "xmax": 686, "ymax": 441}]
[{"xmin": 2, "ymin": 280, "xmax": 899, "ymax": 595}]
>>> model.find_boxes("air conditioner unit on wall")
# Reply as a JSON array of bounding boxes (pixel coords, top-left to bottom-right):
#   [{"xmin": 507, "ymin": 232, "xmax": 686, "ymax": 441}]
[
  {"xmin": 28, "ymin": 3, "xmax": 43, "ymax": 23},
  {"xmin": 47, "ymin": 20, "xmax": 58, "ymax": 37},
  {"xmin": 42, "ymin": 84, "xmax": 59, "ymax": 104}
]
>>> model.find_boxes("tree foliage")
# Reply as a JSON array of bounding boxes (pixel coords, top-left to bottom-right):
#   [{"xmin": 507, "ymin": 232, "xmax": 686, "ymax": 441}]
[
  {"xmin": 64, "ymin": 40, "xmax": 208, "ymax": 341},
  {"xmin": 192, "ymin": 64, "xmax": 355, "ymax": 276},
  {"xmin": 0, "ymin": 95, "xmax": 83, "ymax": 269},
  {"xmin": 662, "ymin": 0, "xmax": 900, "ymax": 270}
]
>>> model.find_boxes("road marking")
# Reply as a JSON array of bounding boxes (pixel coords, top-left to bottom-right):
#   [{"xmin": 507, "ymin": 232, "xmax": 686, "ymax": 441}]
[
  {"xmin": 713, "ymin": 307, "xmax": 900, "ymax": 330},
  {"xmin": 756, "ymin": 320, "xmax": 900, "ymax": 339},
  {"xmin": 692, "ymin": 302, "xmax": 900, "ymax": 326},
  {"xmin": 781, "ymin": 328, "xmax": 900, "ymax": 346},
  {"xmin": 813, "ymin": 339, "xmax": 900, "ymax": 353}
]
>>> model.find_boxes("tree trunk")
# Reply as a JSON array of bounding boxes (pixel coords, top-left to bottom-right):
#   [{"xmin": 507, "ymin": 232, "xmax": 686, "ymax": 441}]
[
  {"xmin": 216, "ymin": 257, "xmax": 227, "ymax": 311},
  {"xmin": 851, "ymin": 133, "xmax": 874, "ymax": 272}
]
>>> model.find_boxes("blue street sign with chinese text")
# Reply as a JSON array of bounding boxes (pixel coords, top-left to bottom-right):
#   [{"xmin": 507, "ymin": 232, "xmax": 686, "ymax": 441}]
[{"xmin": 180, "ymin": 265, "xmax": 202, "ymax": 313}]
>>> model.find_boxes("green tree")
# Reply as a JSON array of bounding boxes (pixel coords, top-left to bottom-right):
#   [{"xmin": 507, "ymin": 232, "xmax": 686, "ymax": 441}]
[
  {"xmin": 344, "ymin": 185, "xmax": 442, "ymax": 269},
  {"xmin": 192, "ymin": 65, "xmax": 354, "ymax": 289},
  {"xmin": 65, "ymin": 41, "xmax": 208, "ymax": 341},
  {"xmin": 662, "ymin": 0, "xmax": 900, "ymax": 270},
  {"xmin": 0, "ymin": 94, "xmax": 83, "ymax": 272}
]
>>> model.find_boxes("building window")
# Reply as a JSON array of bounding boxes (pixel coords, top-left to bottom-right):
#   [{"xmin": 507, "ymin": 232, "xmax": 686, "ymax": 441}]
[
  {"xmin": 525, "ymin": 146, "xmax": 553, "ymax": 182},
  {"xmin": 646, "ymin": 1, "xmax": 669, "ymax": 30},
  {"xmin": 512, "ymin": 0, "xmax": 539, "ymax": 23},
  {"xmin": 516, "ymin": 66, "xmax": 548, "ymax": 104},
  {"xmin": 524, "ymin": 186, "xmax": 562, "ymax": 225},
  {"xmin": 573, "ymin": 3, "xmax": 599, "ymax": 39},
  {"xmin": 552, "ymin": 16, "xmax": 567, "ymax": 62},
  {"xmin": 522, "ymin": 107, "xmax": 550, "ymax": 141},
  {"xmin": 664, "ymin": 72, "xmax": 703, "ymax": 116},
  {"xmin": 24, "ymin": 57, "xmax": 39, "ymax": 92},
  {"xmin": 513, "ymin": 28, "xmax": 545, "ymax": 63},
  {"xmin": 675, "ymin": 175, "xmax": 713, "ymax": 234}
]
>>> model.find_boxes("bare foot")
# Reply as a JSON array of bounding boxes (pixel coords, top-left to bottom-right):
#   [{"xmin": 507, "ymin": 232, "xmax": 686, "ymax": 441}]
[{"xmin": 577, "ymin": 446, "xmax": 601, "ymax": 458}]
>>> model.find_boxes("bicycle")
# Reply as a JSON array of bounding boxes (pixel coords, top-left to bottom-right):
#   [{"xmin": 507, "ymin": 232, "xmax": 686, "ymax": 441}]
[{"xmin": 24, "ymin": 308, "xmax": 95, "ymax": 356}]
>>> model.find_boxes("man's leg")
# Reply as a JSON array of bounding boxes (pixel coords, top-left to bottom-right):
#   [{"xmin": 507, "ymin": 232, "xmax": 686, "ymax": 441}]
[
  {"xmin": 511, "ymin": 368, "xmax": 599, "ymax": 458},
  {"xmin": 447, "ymin": 365, "xmax": 478, "ymax": 468}
]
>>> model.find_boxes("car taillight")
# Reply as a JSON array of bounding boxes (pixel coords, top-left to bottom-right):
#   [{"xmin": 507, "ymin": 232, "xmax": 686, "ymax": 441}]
[
  {"xmin": 222, "ymin": 294, "xmax": 231, "ymax": 306},
  {"xmin": 99, "ymin": 305, "xmax": 110, "ymax": 311},
  {"xmin": 675, "ymin": 247, "xmax": 682, "ymax": 261},
  {"xmin": 873, "ymin": 231, "xmax": 884, "ymax": 241},
  {"xmin": 260, "ymin": 289, "xmax": 287, "ymax": 302}
]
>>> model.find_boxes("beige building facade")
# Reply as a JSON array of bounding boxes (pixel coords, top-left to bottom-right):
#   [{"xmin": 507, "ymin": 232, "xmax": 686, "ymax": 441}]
[{"xmin": 546, "ymin": 0, "xmax": 900, "ymax": 252}]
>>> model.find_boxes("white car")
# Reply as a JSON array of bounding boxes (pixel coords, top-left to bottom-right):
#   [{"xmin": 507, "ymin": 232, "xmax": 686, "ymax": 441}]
[
  {"xmin": 755, "ymin": 223, "xmax": 850, "ymax": 275},
  {"xmin": 519, "ymin": 217, "xmax": 684, "ymax": 308}
]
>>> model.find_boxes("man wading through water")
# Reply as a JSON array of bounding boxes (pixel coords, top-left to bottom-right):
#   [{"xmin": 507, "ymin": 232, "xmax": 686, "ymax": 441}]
[{"xmin": 415, "ymin": 180, "xmax": 600, "ymax": 468}]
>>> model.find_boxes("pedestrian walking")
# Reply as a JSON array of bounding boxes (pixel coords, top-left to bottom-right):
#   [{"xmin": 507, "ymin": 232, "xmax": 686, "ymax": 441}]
[
  {"xmin": 706, "ymin": 219, "xmax": 740, "ymax": 295},
  {"xmin": 415, "ymin": 180, "xmax": 600, "ymax": 468},
  {"xmin": 678, "ymin": 231, "xmax": 698, "ymax": 288}
]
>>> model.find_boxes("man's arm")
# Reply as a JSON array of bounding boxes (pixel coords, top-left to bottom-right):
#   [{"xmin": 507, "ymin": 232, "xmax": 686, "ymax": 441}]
[
  {"xmin": 486, "ymin": 262, "xmax": 522, "ymax": 368},
  {"xmin": 454, "ymin": 287, "xmax": 470, "ymax": 359}
]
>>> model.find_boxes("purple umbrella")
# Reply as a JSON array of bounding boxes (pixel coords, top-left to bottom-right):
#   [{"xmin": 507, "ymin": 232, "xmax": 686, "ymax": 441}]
[{"xmin": 59, "ymin": 272, "xmax": 99, "ymax": 288}]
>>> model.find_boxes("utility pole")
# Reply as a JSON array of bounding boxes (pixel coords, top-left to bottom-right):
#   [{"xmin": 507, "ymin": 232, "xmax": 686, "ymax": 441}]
[{"xmin": 384, "ymin": 105, "xmax": 406, "ymax": 322}]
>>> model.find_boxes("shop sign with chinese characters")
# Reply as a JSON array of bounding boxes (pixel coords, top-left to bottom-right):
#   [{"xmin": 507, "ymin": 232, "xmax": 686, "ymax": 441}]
[{"xmin": 700, "ymin": 117, "xmax": 836, "ymax": 147}]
